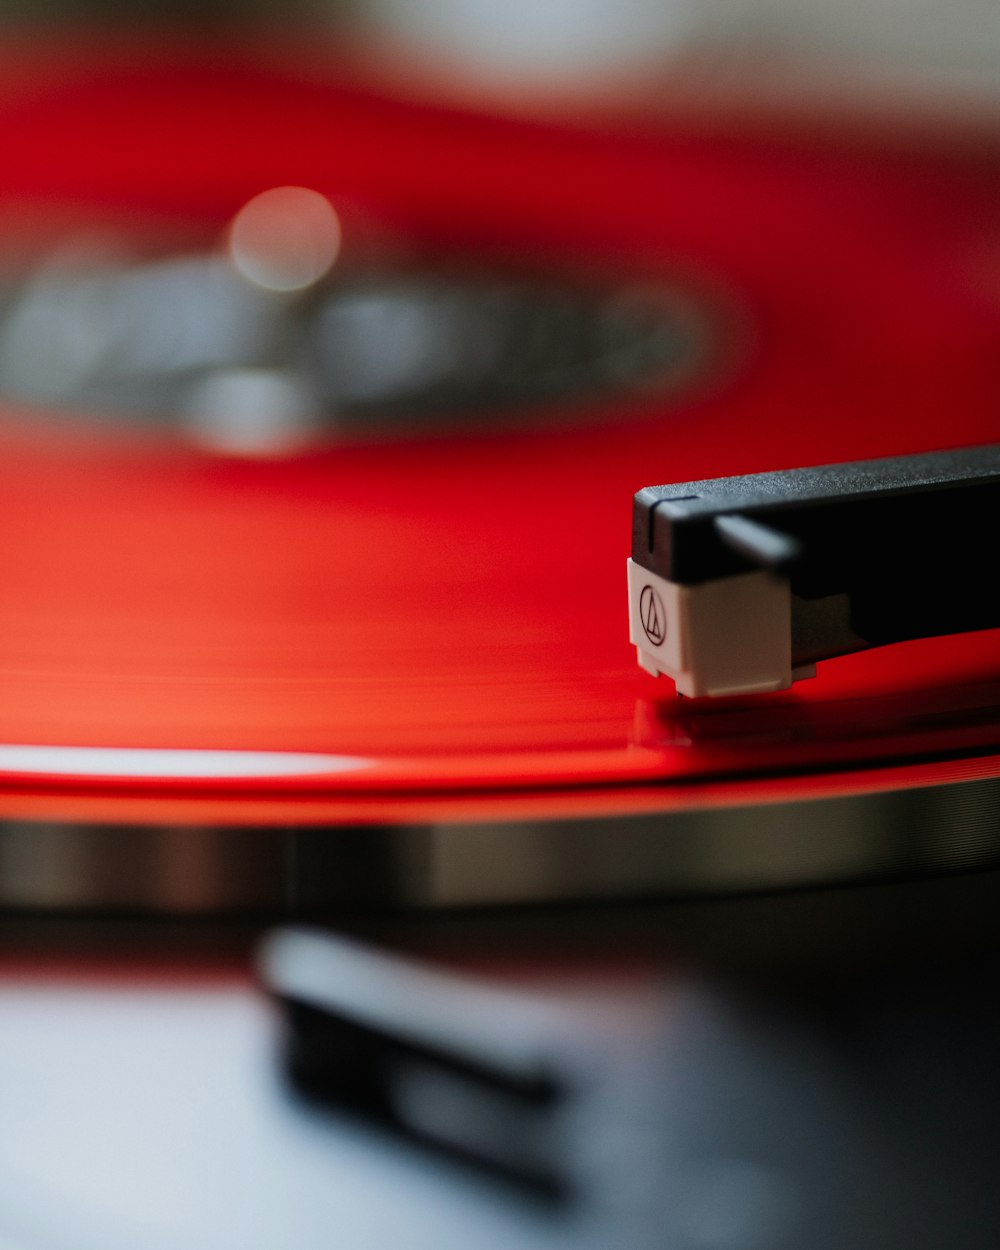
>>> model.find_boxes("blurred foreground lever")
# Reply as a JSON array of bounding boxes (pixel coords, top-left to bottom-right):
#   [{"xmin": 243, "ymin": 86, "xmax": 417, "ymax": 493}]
[
  {"xmin": 628, "ymin": 442, "xmax": 1000, "ymax": 697},
  {"xmin": 259, "ymin": 928, "xmax": 575, "ymax": 1195}
]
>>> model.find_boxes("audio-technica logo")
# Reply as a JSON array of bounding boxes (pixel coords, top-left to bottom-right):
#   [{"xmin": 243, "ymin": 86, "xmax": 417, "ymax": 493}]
[{"xmin": 639, "ymin": 585, "xmax": 666, "ymax": 645}]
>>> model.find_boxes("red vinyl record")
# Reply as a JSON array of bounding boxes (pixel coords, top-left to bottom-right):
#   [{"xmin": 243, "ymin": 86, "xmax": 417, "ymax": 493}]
[{"xmin": 1, "ymin": 38, "xmax": 999, "ymax": 909}]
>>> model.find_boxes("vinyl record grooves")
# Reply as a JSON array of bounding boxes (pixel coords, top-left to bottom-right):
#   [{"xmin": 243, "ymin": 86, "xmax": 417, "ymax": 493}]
[{"xmin": 2, "ymin": 42, "xmax": 1000, "ymax": 911}]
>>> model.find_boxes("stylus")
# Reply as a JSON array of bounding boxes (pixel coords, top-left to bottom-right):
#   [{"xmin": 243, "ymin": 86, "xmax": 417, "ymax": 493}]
[{"xmin": 628, "ymin": 442, "xmax": 1000, "ymax": 696}]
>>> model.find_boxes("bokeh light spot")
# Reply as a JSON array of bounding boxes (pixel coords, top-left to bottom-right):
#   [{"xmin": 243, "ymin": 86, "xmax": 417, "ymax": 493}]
[{"xmin": 229, "ymin": 186, "xmax": 341, "ymax": 293}]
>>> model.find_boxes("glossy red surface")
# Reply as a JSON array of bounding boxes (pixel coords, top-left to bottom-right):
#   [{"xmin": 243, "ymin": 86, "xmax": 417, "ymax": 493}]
[{"xmin": 1, "ymin": 41, "xmax": 999, "ymax": 811}]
